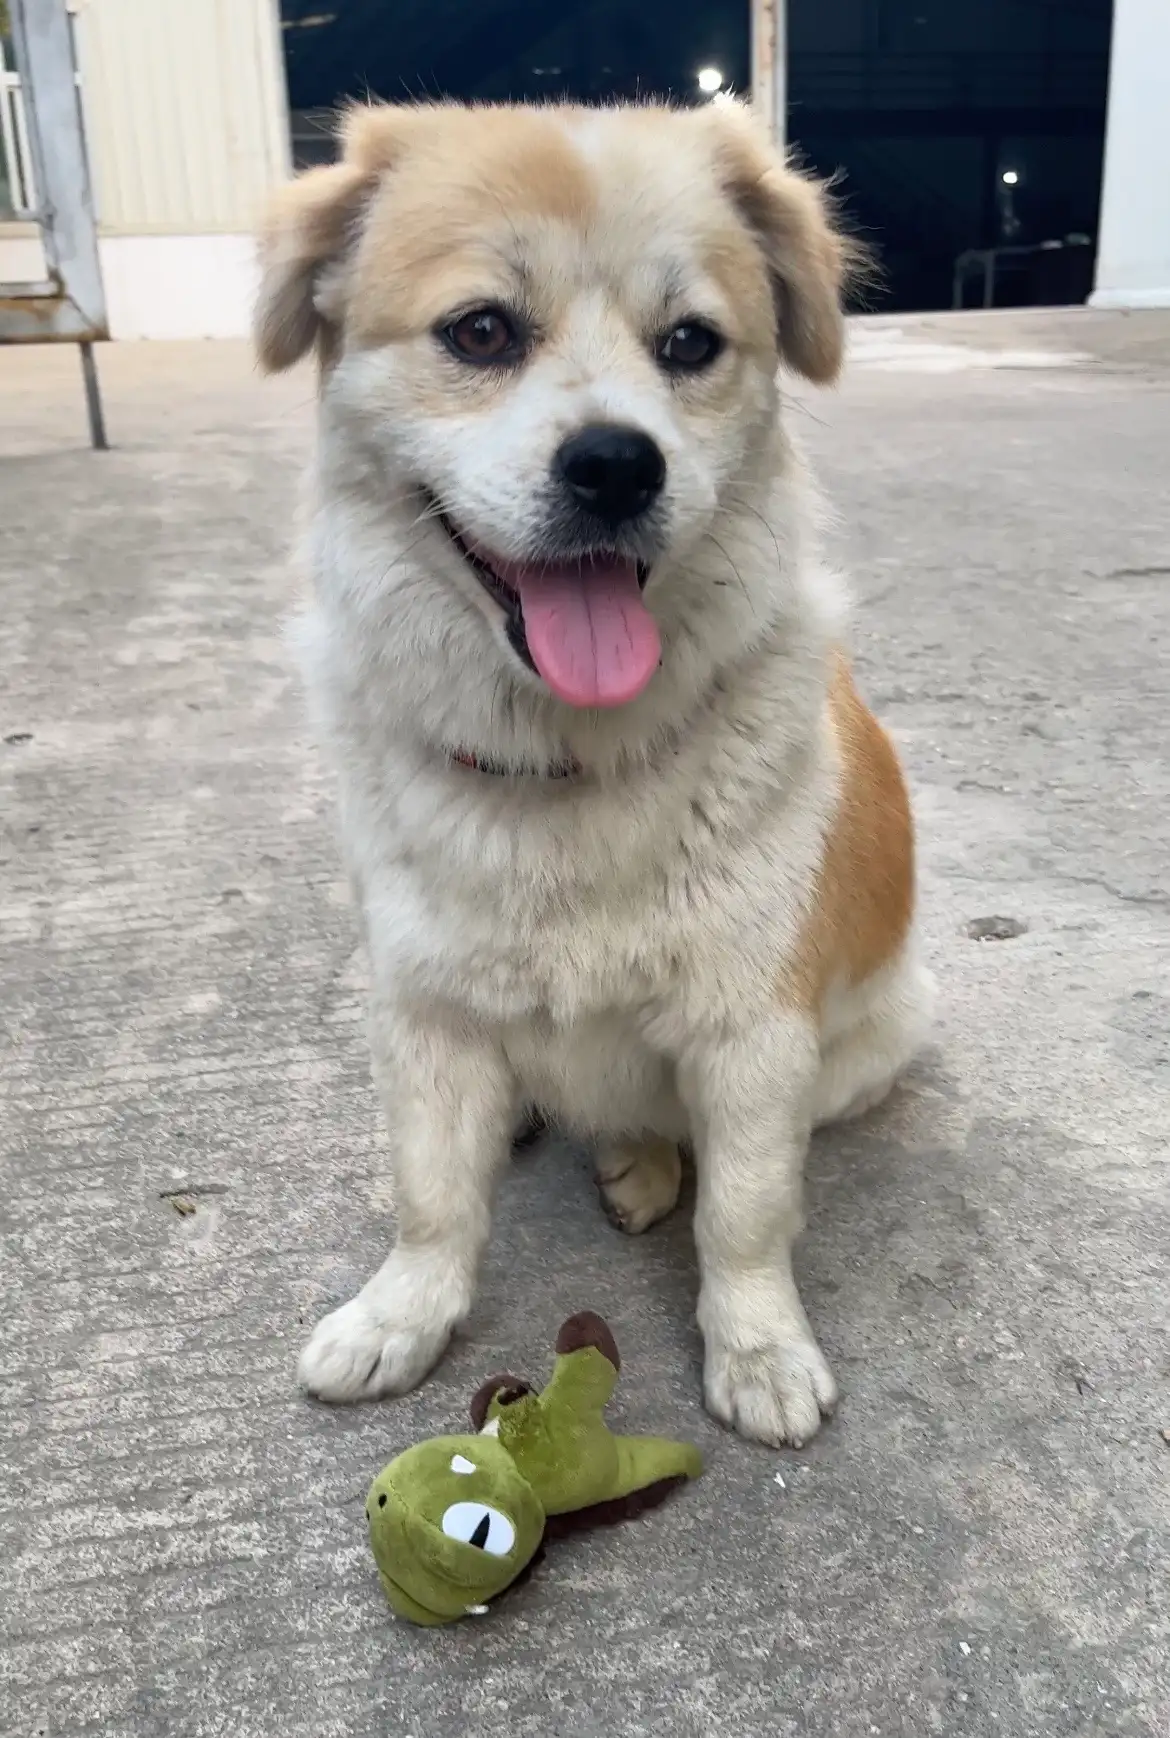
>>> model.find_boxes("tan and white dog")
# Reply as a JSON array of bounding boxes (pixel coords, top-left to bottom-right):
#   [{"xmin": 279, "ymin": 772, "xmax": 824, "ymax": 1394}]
[{"xmin": 256, "ymin": 99, "xmax": 933, "ymax": 1447}]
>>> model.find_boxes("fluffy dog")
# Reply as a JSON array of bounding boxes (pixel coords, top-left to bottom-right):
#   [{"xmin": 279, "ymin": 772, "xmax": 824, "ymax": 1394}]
[{"xmin": 256, "ymin": 99, "xmax": 933, "ymax": 1446}]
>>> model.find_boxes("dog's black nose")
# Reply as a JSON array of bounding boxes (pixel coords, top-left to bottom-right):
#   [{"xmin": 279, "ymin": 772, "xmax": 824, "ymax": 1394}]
[{"xmin": 555, "ymin": 425, "xmax": 666, "ymax": 526}]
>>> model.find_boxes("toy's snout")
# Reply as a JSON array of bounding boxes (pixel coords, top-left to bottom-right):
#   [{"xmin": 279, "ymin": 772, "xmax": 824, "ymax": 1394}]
[{"xmin": 365, "ymin": 1435, "xmax": 544, "ymax": 1626}]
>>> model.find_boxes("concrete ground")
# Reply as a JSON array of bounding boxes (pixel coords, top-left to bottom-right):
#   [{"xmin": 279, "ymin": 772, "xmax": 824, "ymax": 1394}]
[{"xmin": 1, "ymin": 308, "xmax": 1168, "ymax": 1738}]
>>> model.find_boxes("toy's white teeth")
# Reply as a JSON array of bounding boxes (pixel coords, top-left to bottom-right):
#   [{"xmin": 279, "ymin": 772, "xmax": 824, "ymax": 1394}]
[
  {"xmin": 479, "ymin": 1416, "xmax": 502, "ymax": 1437},
  {"xmin": 465, "ymin": 1604, "xmax": 490, "ymax": 1616}
]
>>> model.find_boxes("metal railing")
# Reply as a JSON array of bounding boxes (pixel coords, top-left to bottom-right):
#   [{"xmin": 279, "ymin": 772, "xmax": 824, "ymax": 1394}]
[
  {"xmin": 1, "ymin": 40, "xmax": 38, "ymax": 217},
  {"xmin": 952, "ymin": 237, "xmax": 1094, "ymax": 310},
  {"xmin": 1, "ymin": 0, "xmax": 108, "ymax": 449}
]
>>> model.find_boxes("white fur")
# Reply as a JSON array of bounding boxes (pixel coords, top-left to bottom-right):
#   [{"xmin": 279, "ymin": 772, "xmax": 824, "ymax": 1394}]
[{"xmin": 282, "ymin": 119, "xmax": 933, "ymax": 1448}]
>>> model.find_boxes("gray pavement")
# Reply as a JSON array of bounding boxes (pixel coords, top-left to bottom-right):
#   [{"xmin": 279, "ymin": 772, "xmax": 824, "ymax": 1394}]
[{"xmin": 1, "ymin": 309, "xmax": 1168, "ymax": 1738}]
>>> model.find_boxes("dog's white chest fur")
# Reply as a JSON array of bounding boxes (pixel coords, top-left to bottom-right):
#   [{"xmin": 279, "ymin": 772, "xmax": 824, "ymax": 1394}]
[{"xmin": 311, "ymin": 589, "xmax": 839, "ymax": 1134}]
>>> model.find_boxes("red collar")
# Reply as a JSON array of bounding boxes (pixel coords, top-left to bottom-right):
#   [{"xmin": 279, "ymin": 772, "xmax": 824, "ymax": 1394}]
[{"xmin": 448, "ymin": 747, "xmax": 581, "ymax": 780}]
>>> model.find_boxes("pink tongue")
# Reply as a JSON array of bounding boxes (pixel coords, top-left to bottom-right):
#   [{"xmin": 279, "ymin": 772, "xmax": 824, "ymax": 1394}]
[{"xmin": 504, "ymin": 556, "xmax": 661, "ymax": 708}]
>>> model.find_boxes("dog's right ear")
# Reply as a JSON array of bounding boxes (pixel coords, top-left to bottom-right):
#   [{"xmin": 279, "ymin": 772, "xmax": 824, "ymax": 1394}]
[
  {"xmin": 253, "ymin": 161, "xmax": 374, "ymax": 372},
  {"xmin": 254, "ymin": 104, "xmax": 420, "ymax": 372}
]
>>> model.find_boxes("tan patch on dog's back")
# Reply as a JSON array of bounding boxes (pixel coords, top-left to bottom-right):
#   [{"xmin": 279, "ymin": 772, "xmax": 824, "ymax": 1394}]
[{"xmin": 786, "ymin": 654, "xmax": 915, "ymax": 1013}]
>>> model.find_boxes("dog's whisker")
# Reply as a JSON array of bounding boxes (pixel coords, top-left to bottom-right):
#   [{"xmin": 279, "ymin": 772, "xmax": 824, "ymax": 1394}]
[
  {"xmin": 702, "ymin": 535, "xmax": 762, "ymax": 625},
  {"xmin": 778, "ymin": 392, "xmax": 830, "ymax": 430},
  {"xmin": 721, "ymin": 497, "xmax": 787, "ymax": 577}
]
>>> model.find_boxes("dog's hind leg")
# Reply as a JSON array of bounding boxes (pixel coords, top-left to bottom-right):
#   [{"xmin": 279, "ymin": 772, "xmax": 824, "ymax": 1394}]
[{"xmin": 812, "ymin": 950, "xmax": 935, "ymax": 1128}]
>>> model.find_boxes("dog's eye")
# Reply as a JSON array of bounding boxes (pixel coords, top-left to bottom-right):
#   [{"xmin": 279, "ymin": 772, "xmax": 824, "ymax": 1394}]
[
  {"xmin": 656, "ymin": 322, "xmax": 723, "ymax": 373},
  {"xmin": 443, "ymin": 308, "xmax": 523, "ymax": 365}
]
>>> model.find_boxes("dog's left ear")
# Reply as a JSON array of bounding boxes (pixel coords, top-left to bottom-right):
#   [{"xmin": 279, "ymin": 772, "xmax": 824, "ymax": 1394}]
[{"xmin": 702, "ymin": 102, "xmax": 861, "ymax": 384}]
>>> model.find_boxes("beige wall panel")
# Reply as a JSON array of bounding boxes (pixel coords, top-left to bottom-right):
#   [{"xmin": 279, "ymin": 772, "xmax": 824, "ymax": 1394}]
[{"xmin": 73, "ymin": 0, "xmax": 290, "ymax": 234}]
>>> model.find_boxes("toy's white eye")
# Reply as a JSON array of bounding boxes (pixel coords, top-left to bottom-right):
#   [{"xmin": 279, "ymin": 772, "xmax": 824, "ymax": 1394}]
[
  {"xmin": 450, "ymin": 1454, "xmax": 476, "ymax": 1475},
  {"xmin": 441, "ymin": 1501, "xmax": 515, "ymax": 1556}
]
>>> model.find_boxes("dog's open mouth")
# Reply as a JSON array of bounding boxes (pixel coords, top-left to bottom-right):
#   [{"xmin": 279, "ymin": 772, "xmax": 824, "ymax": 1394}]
[{"xmin": 435, "ymin": 509, "xmax": 659, "ymax": 710}]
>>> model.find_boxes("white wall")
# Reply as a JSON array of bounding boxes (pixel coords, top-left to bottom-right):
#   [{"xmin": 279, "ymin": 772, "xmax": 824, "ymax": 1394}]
[
  {"xmin": 0, "ymin": 229, "xmax": 259, "ymax": 340},
  {"xmin": 96, "ymin": 234, "xmax": 260, "ymax": 340},
  {"xmin": 0, "ymin": 228, "xmax": 45, "ymax": 282},
  {"xmin": 1091, "ymin": 0, "xmax": 1170, "ymax": 309}
]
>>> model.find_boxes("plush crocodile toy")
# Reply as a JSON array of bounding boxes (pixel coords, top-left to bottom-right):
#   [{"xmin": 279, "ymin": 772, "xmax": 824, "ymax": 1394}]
[{"xmin": 365, "ymin": 1311, "xmax": 702, "ymax": 1625}]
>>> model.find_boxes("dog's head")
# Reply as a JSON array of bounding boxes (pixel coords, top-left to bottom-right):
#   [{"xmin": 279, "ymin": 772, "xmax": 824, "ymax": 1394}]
[{"xmin": 257, "ymin": 101, "xmax": 854, "ymax": 720}]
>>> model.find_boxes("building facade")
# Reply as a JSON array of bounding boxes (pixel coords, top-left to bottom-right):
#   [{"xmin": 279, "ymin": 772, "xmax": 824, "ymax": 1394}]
[
  {"xmin": 0, "ymin": 0, "xmax": 1166, "ymax": 339},
  {"xmin": 1, "ymin": 0, "xmax": 290, "ymax": 338}
]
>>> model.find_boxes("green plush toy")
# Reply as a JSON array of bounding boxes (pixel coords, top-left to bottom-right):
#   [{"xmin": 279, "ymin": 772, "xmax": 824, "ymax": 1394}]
[{"xmin": 365, "ymin": 1311, "xmax": 702, "ymax": 1625}]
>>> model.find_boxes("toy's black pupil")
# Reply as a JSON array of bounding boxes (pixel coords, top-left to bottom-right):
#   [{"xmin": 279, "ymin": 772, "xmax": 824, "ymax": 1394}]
[
  {"xmin": 469, "ymin": 1511, "xmax": 492, "ymax": 1550},
  {"xmin": 378, "ymin": 1493, "xmax": 387, "ymax": 1508}
]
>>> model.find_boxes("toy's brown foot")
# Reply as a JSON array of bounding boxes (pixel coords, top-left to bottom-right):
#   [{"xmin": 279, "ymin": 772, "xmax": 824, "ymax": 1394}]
[
  {"xmin": 596, "ymin": 1136, "xmax": 682, "ymax": 1234},
  {"xmin": 554, "ymin": 1310, "xmax": 622, "ymax": 1367}
]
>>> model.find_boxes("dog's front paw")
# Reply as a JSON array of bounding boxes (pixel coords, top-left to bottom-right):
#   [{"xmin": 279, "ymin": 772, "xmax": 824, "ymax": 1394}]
[
  {"xmin": 704, "ymin": 1332, "xmax": 837, "ymax": 1449},
  {"xmin": 298, "ymin": 1297, "xmax": 451, "ymax": 1403}
]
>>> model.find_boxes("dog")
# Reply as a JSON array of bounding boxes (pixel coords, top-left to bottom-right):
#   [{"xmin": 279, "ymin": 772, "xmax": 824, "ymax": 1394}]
[{"xmin": 255, "ymin": 98, "xmax": 933, "ymax": 1447}]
